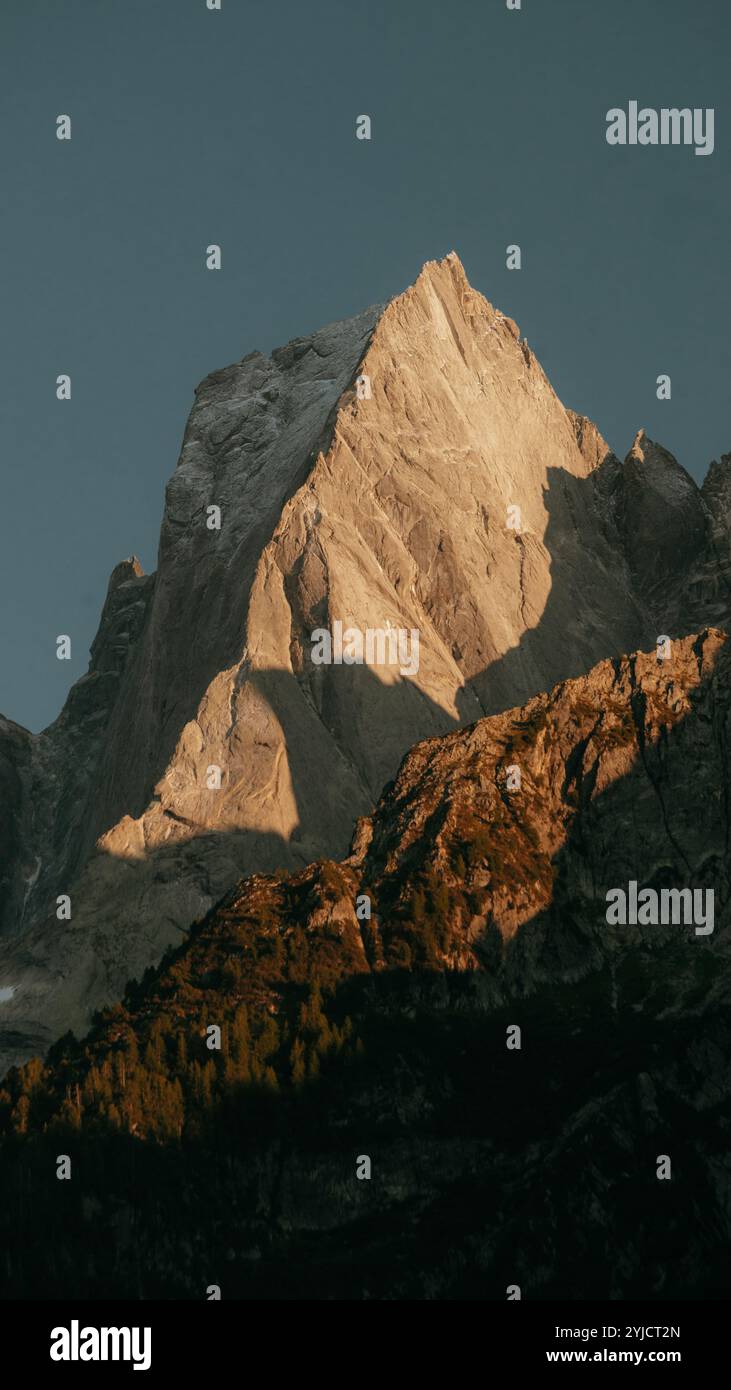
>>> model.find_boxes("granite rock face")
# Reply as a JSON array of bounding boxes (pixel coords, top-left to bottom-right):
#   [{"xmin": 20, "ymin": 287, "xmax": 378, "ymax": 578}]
[
  {"xmin": 354, "ymin": 626, "xmax": 730, "ymax": 983},
  {"xmin": 1, "ymin": 253, "xmax": 730, "ymax": 1068}
]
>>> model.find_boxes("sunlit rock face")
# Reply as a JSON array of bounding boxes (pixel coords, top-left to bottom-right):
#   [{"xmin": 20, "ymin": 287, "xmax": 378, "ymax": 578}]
[{"xmin": 1, "ymin": 253, "xmax": 729, "ymax": 1069}]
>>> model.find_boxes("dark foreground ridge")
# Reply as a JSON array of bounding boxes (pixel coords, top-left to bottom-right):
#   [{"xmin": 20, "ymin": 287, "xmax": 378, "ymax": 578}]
[{"xmin": 0, "ymin": 631, "xmax": 729, "ymax": 1298}]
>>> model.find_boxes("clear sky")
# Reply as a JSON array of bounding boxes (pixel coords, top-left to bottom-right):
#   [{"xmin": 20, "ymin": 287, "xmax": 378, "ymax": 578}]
[{"xmin": 1, "ymin": 0, "xmax": 729, "ymax": 732}]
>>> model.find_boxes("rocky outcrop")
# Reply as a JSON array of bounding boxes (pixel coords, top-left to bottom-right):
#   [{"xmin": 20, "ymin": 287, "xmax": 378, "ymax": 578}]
[
  {"xmin": 614, "ymin": 431, "xmax": 714, "ymax": 625},
  {"xmin": 1, "ymin": 253, "xmax": 730, "ymax": 1066},
  {"xmin": 597, "ymin": 429, "xmax": 731, "ymax": 636},
  {"xmin": 358, "ymin": 626, "xmax": 730, "ymax": 983},
  {"xmin": 2, "ymin": 629, "xmax": 728, "ymax": 1298}
]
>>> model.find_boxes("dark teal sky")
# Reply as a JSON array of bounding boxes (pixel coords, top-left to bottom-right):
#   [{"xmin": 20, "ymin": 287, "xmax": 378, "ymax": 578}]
[{"xmin": 1, "ymin": 0, "xmax": 729, "ymax": 732}]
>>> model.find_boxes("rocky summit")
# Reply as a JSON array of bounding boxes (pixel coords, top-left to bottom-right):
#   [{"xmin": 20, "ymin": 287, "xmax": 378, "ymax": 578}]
[{"xmin": 1, "ymin": 252, "xmax": 730, "ymax": 1070}]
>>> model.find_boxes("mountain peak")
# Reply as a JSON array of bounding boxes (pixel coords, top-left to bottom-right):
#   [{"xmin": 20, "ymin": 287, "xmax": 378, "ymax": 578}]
[
  {"xmin": 625, "ymin": 428, "xmax": 688, "ymax": 474},
  {"xmin": 2, "ymin": 254, "xmax": 730, "ymax": 1070},
  {"xmin": 623, "ymin": 429, "xmax": 702, "ymax": 508},
  {"xmin": 108, "ymin": 555, "xmax": 145, "ymax": 587},
  {"xmin": 413, "ymin": 249, "xmax": 470, "ymax": 290}
]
